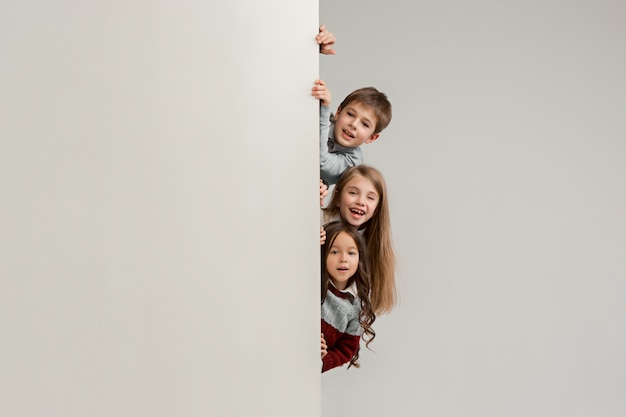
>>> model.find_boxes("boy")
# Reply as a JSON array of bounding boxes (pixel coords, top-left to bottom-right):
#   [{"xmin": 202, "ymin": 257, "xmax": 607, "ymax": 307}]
[{"xmin": 312, "ymin": 80, "xmax": 392, "ymax": 186}]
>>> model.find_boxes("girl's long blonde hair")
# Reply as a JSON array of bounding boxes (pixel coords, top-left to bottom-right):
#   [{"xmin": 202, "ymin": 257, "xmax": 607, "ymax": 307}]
[{"xmin": 323, "ymin": 165, "xmax": 397, "ymax": 314}]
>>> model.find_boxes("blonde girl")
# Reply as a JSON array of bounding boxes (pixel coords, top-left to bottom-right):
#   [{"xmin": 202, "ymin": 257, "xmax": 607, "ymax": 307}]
[{"xmin": 323, "ymin": 165, "xmax": 397, "ymax": 315}]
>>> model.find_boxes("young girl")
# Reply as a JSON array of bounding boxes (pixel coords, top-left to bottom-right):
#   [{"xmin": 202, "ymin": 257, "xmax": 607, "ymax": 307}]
[
  {"xmin": 321, "ymin": 221, "xmax": 376, "ymax": 373},
  {"xmin": 323, "ymin": 165, "xmax": 397, "ymax": 315}
]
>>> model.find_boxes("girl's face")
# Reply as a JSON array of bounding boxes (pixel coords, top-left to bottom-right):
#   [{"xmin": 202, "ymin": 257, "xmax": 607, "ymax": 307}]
[
  {"xmin": 337, "ymin": 174, "xmax": 380, "ymax": 227},
  {"xmin": 326, "ymin": 231, "xmax": 359, "ymax": 290}
]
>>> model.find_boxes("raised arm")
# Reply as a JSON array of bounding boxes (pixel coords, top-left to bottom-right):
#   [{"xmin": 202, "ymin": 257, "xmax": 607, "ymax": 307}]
[
  {"xmin": 313, "ymin": 80, "xmax": 362, "ymax": 185},
  {"xmin": 319, "ymin": 103, "xmax": 362, "ymax": 185}
]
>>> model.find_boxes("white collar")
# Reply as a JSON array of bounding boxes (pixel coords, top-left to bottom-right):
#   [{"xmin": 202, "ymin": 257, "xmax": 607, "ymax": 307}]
[{"xmin": 330, "ymin": 280, "xmax": 358, "ymax": 298}]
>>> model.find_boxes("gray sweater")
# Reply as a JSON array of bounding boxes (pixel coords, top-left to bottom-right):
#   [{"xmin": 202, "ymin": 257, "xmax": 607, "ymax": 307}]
[{"xmin": 319, "ymin": 105, "xmax": 363, "ymax": 186}]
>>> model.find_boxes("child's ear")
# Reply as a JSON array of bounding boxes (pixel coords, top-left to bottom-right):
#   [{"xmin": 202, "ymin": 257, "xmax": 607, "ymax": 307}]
[
  {"xmin": 334, "ymin": 106, "xmax": 342, "ymax": 118},
  {"xmin": 365, "ymin": 133, "xmax": 380, "ymax": 144}
]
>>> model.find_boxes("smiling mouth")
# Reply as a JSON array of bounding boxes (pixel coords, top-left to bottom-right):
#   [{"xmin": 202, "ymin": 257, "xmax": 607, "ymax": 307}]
[
  {"xmin": 343, "ymin": 129, "xmax": 355, "ymax": 138},
  {"xmin": 350, "ymin": 208, "xmax": 365, "ymax": 216}
]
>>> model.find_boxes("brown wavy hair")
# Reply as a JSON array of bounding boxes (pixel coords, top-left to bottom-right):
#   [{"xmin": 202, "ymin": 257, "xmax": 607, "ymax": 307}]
[
  {"xmin": 321, "ymin": 220, "xmax": 376, "ymax": 368},
  {"xmin": 323, "ymin": 165, "xmax": 397, "ymax": 314}
]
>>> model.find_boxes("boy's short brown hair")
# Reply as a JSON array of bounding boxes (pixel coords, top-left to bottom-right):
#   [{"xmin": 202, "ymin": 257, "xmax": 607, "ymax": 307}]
[{"xmin": 338, "ymin": 87, "xmax": 392, "ymax": 134}]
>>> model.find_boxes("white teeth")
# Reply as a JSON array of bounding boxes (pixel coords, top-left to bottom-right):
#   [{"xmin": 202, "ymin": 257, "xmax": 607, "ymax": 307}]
[{"xmin": 350, "ymin": 208, "xmax": 365, "ymax": 215}]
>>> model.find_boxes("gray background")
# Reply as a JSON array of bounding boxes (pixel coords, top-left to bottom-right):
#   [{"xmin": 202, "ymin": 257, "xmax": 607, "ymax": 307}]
[
  {"xmin": 1, "ymin": 1, "xmax": 320, "ymax": 416},
  {"xmin": 320, "ymin": 1, "xmax": 626, "ymax": 416}
]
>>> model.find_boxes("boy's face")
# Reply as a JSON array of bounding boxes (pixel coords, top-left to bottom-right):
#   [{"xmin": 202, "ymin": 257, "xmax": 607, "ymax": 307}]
[{"xmin": 333, "ymin": 102, "xmax": 380, "ymax": 148}]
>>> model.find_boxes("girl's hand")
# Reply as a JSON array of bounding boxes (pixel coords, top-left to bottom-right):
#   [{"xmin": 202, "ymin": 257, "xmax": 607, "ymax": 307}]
[
  {"xmin": 321, "ymin": 333, "xmax": 328, "ymax": 359},
  {"xmin": 319, "ymin": 179, "xmax": 328, "ymax": 207},
  {"xmin": 320, "ymin": 227, "xmax": 326, "ymax": 246},
  {"xmin": 316, "ymin": 24, "xmax": 336, "ymax": 55}
]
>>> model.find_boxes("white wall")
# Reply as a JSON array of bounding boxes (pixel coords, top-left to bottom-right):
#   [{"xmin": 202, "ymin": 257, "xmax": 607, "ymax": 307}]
[
  {"xmin": 321, "ymin": 1, "xmax": 626, "ymax": 416},
  {"xmin": 0, "ymin": 1, "xmax": 320, "ymax": 416}
]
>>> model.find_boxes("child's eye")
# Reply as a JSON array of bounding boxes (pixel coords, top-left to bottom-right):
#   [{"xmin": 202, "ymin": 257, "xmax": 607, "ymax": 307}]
[
  {"xmin": 362, "ymin": 122, "xmax": 370, "ymax": 128},
  {"xmin": 329, "ymin": 249, "xmax": 338, "ymax": 255},
  {"xmin": 349, "ymin": 191, "xmax": 357, "ymax": 195},
  {"xmin": 349, "ymin": 251, "xmax": 358, "ymax": 256},
  {"xmin": 367, "ymin": 196, "xmax": 376, "ymax": 201},
  {"xmin": 347, "ymin": 111, "xmax": 355, "ymax": 117}
]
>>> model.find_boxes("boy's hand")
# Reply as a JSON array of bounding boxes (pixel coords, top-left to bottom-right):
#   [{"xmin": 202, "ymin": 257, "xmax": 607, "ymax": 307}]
[
  {"xmin": 320, "ymin": 179, "xmax": 328, "ymax": 207},
  {"xmin": 312, "ymin": 79, "xmax": 331, "ymax": 107},
  {"xmin": 317, "ymin": 24, "xmax": 336, "ymax": 55},
  {"xmin": 321, "ymin": 333, "xmax": 328, "ymax": 359}
]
